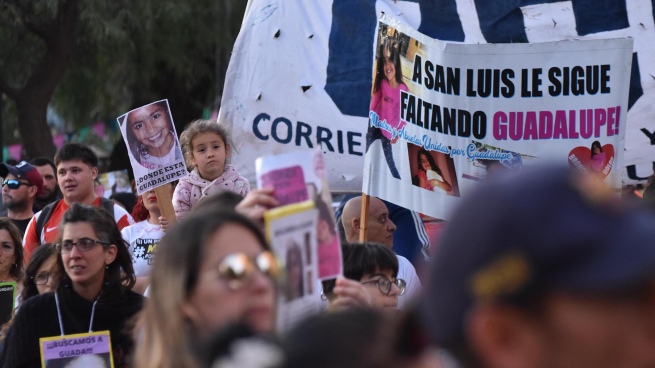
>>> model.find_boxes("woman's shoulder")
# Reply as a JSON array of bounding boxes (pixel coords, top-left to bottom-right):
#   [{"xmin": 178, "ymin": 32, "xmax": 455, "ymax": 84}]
[{"xmin": 13, "ymin": 292, "xmax": 56, "ymax": 321}]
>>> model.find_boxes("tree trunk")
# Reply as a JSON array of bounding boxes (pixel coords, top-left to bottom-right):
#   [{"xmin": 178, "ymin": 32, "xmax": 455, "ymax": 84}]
[
  {"xmin": 15, "ymin": 94, "xmax": 56, "ymax": 159},
  {"xmin": 0, "ymin": 0, "xmax": 78, "ymax": 160}
]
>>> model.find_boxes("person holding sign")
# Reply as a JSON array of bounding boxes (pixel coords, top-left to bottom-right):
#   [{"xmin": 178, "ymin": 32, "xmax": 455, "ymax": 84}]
[
  {"xmin": 0, "ymin": 204, "xmax": 143, "ymax": 367},
  {"xmin": 133, "ymin": 209, "xmax": 279, "ymax": 368},
  {"xmin": 365, "ymin": 37, "xmax": 408, "ymax": 180},
  {"xmin": 125, "ymin": 100, "xmax": 181, "ymax": 170},
  {"xmin": 172, "ymin": 120, "xmax": 250, "ymax": 219}
]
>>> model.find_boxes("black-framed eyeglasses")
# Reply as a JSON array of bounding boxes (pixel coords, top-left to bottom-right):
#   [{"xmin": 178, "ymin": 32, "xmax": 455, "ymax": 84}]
[
  {"xmin": 55, "ymin": 238, "xmax": 110, "ymax": 254},
  {"xmin": 1, "ymin": 179, "xmax": 32, "ymax": 190},
  {"xmin": 215, "ymin": 251, "xmax": 281, "ymax": 291},
  {"xmin": 32, "ymin": 272, "xmax": 51, "ymax": 285},
  {"xmin": 361, "ymin": 277, "xmax": 406, "ymax": 296}
]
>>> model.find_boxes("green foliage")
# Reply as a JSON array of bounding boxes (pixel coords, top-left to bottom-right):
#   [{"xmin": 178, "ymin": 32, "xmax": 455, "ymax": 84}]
[{"xmin": 0, "ymin": 0, "xmax": 246, "ymax": 141}]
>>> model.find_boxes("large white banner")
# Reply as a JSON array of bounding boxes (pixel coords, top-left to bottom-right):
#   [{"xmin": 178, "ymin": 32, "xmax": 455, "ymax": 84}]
[
  {"xmin": 219, "ymin": 0, "xmax": 655, "ymax": 191},
  {"xmin": 364, "ymin": 14, "xmax": 631, "ymax": 220}
]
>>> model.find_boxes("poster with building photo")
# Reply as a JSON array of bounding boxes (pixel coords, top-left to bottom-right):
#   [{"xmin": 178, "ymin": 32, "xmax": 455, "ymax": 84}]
[
  {"xmin": 116, "ymin": 99, "xmax": 187, "ymax": 195},
  {"xmin": 256, "ymin": 149, "xmax": 342, "ymax": 280},
  {"xmin": 264, "ymin": 201, "xmax": 321, "ymax": 332}
]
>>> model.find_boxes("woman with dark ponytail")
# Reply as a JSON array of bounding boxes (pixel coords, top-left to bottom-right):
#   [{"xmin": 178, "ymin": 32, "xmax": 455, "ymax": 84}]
[{"xmin": 0, "ymin": 204, "xmax": 143, "ymax": 367}]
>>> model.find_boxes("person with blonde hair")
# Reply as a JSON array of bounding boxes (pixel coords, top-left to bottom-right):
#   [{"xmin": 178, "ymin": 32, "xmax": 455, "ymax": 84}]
[{"xmin": 133, "ymin": 208, "xmax": 280, "ymax": 368}]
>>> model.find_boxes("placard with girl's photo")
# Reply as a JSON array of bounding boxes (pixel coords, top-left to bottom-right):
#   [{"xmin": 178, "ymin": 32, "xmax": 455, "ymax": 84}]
[
  {"xmin": 117, "ymin": 100, "xmax": 187, "ymax": 195},
  {"xmin": 264, "ymin": 201, "xmax": 320, "ymax": 332}
]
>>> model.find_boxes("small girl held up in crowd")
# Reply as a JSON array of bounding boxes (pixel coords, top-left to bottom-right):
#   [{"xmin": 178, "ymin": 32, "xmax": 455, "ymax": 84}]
[{"xmin": 172, "ymin": 120, "xmax": 250, "ymax": 219}]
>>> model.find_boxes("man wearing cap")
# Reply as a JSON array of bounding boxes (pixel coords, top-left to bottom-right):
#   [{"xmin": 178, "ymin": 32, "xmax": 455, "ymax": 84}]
[
  {"xmin": 0, "ymin": 161, "xmax": 43, "ymax": 234},
  {"xmin": 341, "ymin": 195, "xmax": 422, "ymax": 310},
  {"xmin": 422, "ymin": 166, "xmax": 655, "ymax": 368}
]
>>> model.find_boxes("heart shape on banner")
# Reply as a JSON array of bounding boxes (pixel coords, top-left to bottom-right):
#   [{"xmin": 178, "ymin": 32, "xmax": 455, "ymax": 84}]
[{"xmin": 568, "ymin": 144, "xmax": 614, "ymax": 179}]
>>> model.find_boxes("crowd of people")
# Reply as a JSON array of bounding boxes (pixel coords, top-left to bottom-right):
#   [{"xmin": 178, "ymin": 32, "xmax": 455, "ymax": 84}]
[{"xmin": 0, "ymin": 117, "xmax": 654, "ymax": 368}]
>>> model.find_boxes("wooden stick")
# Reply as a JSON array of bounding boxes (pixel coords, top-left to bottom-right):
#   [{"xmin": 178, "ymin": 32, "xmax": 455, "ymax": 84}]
[
  {"xmin": 154, "ymin": 185, "xmax": 176, "ymax": 225},
  {"xmin": 358, "ymin": 193, "xmax": 370, "ymax": 242}
]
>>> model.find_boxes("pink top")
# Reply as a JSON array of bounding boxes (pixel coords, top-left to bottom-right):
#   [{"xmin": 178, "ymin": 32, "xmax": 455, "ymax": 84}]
[
  {"xmin": 590, "ymin": 152, "xmax": 606, "ymax": 172},
  {"xmin": 370, "ymin": 79, "xmax": 409, "ymax": 140}
]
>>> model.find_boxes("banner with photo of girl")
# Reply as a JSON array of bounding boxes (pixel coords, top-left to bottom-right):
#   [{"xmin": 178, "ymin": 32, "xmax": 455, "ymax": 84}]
[
  {"xmin": 364, "ymin": 14, "xmax": 632, "ymax": 220},
  {"xmin": 117, "ymin": 100, "xmax": 187, "ymax": 196}
]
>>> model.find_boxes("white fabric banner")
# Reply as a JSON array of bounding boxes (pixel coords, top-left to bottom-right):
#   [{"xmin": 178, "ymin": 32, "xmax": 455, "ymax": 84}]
[
  {"xmin": 363, "ymin": 14, "xmax": 631, "ymax": 220},
  {"xmin": 219, "ymin": 0, "xmax": 654, "ymax": 191}
]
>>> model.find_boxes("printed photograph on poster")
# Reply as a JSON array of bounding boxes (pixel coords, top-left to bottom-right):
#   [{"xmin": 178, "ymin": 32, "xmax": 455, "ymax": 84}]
[
  {"xmin": 462, "ymin": 141, "xmax": 530, "ymax": 182},
  {"xmin": 264, "ymin": 201, "xmax": 322, "ymax": 332},
  {"xmin": 40, "ymin": 331, "xmax": 114, "ymax": 368},
  {"xmin": 407, "ymin": 143, "xmax": 459, "ymax": 196},
  {"xmin": 568, "ymin": 140, "xmax": 615, "ymax": 179},
  {"xmin": 116, "ymin": 100, "xmax": 187, "ymax": 195},
  {"xmin": 256, "ymin": 149, "xmax": 342, "ymax": 280},
  {"xmin": 96, "ymin": 170, "xmax": 132, "ymax": 198}
]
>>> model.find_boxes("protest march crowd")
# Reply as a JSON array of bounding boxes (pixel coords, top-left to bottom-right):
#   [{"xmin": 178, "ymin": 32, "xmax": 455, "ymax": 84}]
[{"xmin": 0, "ymin": 111, "xmax": 653, "ymax": 368}]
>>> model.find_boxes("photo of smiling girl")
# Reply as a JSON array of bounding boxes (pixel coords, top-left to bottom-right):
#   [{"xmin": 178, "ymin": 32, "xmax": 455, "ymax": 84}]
[{"xmin": 122, "ymin": 100, "xmax": 183, "ymax": 171}]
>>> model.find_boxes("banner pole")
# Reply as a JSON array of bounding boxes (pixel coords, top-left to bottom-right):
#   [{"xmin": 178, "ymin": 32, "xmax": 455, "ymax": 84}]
[
  {"xmin": 154, "ymin": 186, "xmax": 176, "ymax": 226},
  {"xmin": 358, "ymin": 193, "xmax": 370, "ymax": 242}
]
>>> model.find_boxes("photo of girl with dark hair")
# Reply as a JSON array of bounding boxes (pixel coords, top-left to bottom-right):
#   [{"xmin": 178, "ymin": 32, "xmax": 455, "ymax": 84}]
[
  {"xmin": 416, "ymin": 148, "xmax": 452, "ymax": 193},
  {"xmin": 590, "ymin": 140, "xmax": 605, "ymax": 173},
  {"xmin": 365, "ymin": 35, "xmax": 408, "ymax": 180},
  {"xmin": 122, "ymin": 100, "xmax": 182, "ymax": 170}
]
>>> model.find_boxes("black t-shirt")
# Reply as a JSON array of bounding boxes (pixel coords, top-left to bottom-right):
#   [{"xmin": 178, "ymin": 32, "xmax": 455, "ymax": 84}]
[{"xmin": 10, "ymin": 217, "xmax": 31, "ymax": 236}]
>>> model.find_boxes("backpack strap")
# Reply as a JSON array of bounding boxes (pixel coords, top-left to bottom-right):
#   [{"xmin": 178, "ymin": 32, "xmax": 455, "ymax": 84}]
[
  {"xmin": 35, "ymin": 200, "xmax": 59, "ymax": 244},
  {"xmin": 99, "ymin": 197, "xmax": 116, "ymax": 220}
]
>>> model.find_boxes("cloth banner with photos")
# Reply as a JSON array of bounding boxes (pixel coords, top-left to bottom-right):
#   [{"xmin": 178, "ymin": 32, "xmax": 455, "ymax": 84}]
[{"xmin": 362, "ymin": 14, "xmax": 631, "ymax": 220}]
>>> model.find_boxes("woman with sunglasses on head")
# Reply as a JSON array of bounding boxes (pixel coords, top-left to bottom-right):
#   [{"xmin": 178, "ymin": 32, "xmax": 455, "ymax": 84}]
[
  {"xmin": 133, "ymin": 208, "xmax": 280, "ymax": 368},
  {"xmin": 323, "ymin": 242, "xmax": 405, "ymax": 312},
  {"xmin": 0, "ymin": 204, "xmax": 143, "ymax": 368}
]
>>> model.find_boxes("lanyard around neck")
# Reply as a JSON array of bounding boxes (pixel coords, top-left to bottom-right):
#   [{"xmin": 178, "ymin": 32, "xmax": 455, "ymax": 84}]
[{"xmin": 54, "ymin": 290, "xmax": 99, "ymax": 336}]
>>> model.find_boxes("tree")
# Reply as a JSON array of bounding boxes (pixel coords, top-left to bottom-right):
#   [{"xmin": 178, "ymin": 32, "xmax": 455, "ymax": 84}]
[
  {"xmin": 0, "ymin": 0, "xmax": 246, "ymax": 161},
  {"xmin": 0, "ymin": 0, "xmax": 79, "ymax": 158}
]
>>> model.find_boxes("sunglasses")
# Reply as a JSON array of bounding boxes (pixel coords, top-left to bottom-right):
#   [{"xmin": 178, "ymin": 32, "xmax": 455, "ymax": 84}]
[
  {"xmin": 55, "ymin": 237, "xmax": 110, "ymax": 254},
  {"xmin": 361, "ymin": 277, "xmax": 407, "ymax": 296},
  {"xmin": 1, "ymin": 179, "xmax": 32, "ymax": 190},
  {"xmin": 215, "ymin": 251, "xmax": 281, "ymax": 291}
]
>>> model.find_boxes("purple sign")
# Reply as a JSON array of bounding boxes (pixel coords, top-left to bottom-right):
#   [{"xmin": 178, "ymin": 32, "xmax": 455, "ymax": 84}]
[{"xmin": 40, "ymin": 331, "xmax": 113, "ymax": 367}]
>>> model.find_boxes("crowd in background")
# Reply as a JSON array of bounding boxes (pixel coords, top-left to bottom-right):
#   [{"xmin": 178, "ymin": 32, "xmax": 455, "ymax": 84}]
[{"xmin": 0, "ymin": 118, "xmax": 654, "ymax": 368}]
